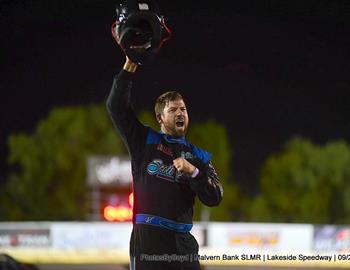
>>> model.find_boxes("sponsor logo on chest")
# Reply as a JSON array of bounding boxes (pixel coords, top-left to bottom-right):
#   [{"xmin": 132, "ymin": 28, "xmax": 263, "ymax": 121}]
[{"xmin": 146, "ymin": 159, "xmax": 176, "ymax": 181}]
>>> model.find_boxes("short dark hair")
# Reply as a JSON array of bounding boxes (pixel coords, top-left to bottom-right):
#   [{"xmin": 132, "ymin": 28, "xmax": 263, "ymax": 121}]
[{"xmin": 154, "ymin": 91, "xmax": 183, "ymax": 116}]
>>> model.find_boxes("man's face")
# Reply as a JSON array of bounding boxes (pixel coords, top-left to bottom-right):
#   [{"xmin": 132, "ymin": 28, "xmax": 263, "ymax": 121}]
[{"xmin": 158, "ymin": 99, "xmax": 189, "ymax": 137}]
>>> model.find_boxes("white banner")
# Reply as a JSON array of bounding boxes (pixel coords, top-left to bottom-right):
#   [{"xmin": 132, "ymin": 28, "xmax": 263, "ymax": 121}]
[
  {"xmin": 207, "ymin": 222, "xmax": 313, "ymax": 253},
  {"xmin": 51, "ymin": 222, "xmax": 132, "ymax": 249}
]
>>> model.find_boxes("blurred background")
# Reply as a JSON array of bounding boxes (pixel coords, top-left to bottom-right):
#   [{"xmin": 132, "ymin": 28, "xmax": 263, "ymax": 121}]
[{"xmin": 1, "ymin": 0, "xmax": 350, "ymax": 269}]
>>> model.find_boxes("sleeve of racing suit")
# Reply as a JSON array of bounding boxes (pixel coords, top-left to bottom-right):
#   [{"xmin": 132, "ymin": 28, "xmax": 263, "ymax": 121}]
[
  {"xmin": 189, "ymin": 161, "xmax": 223, "ymax": 207},
  {"xmin": 106, "ymin": 69, "xmax": 148, "ymax": 157}
]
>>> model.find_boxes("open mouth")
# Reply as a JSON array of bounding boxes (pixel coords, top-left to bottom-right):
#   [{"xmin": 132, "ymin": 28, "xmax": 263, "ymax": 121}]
[{"xmin": 176, "ymin": 120, "xmax": 184, "ymax": 128}]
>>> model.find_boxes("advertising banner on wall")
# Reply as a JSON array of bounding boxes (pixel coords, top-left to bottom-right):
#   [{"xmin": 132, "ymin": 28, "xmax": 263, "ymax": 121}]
[
  {"xmin": 313, "ymin": 225, "xmax": 350, "ymax": 252},
  {"xmin": 51, "ymin": 222, "xmax": 132, "ymax": 249},
  {"xmin": 207, "ymin": 222, "xmax": 313, "ymax": 253},
  {"xmin": 0, "ymin": 227, "xmax": 51, "ymax": 248}
]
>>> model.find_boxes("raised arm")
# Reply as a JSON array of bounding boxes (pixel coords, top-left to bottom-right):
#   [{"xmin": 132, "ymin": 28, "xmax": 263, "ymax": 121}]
[{"xmin": 106, "ymin": 58, "xmax": 148, "ymax": 156}]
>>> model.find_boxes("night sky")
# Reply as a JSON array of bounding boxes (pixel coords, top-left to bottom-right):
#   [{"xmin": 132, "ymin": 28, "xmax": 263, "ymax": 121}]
[{"xmin": 1, "ymin": 0, "xmax": 350, "ymax": 194}]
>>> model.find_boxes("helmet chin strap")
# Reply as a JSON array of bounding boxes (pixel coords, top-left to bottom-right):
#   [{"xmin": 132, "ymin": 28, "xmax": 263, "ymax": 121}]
[
  {"xmin": 111, "ymin": 21, "xmax": 124, "ymax": 53},
  {"xmin": 157, "ymin": 18, "xmax": 172, "ymax": 52}
]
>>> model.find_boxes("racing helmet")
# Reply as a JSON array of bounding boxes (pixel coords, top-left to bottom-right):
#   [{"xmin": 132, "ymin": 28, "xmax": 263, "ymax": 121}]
[{"xmin": 112, "ymin": 0, "xmax": 171, "ymax": 65}]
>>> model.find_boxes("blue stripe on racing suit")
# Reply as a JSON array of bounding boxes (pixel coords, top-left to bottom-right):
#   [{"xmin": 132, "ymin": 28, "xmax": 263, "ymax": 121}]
[{"xmin": 135, "ymin": 214, "xmax": 193, "ymax": 233}]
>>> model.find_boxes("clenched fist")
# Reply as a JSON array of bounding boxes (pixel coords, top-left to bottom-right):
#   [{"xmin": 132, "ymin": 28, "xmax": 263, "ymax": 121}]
[{"xmin": 173, "ymin": 157, "xmax": 196, "ymax": 175}]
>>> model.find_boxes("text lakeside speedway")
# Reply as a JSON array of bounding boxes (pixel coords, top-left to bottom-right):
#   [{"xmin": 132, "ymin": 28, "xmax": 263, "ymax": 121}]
[{"xmin": 264, "ymin": 254, "xmax": 333, "ymax": 262}]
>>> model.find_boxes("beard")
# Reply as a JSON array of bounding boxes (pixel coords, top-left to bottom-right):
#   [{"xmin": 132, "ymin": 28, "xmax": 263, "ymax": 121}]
[
  {"xmin": 163, "ymin": 120, "xmax": 188, "ymax": 136},
  {"xmin": 174, "ymin": 123, "xmax": 188, "ymax": 136}
]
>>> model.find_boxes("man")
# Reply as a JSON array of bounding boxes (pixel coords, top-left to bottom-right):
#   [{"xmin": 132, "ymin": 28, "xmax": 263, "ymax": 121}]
[{"xmin": 107, "ymin": 57, "xmax": 223, "ymax": 270}]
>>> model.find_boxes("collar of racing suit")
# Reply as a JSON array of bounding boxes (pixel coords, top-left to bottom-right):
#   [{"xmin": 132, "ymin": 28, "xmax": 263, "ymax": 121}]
[{"xmin": 159, "ymin": 131, "xmax": 188, "ymax": 145}]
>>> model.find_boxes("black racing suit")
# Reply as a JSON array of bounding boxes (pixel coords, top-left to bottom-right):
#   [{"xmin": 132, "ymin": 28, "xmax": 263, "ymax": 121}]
[{"xmin": 107, "ymin": 70, "xmax": 223, "ymax": 270}]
